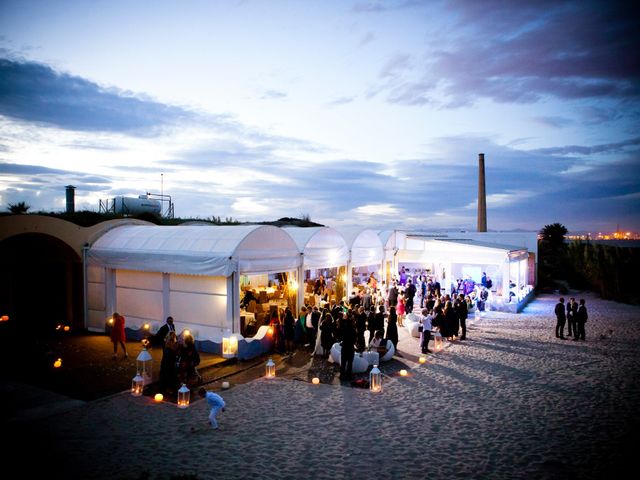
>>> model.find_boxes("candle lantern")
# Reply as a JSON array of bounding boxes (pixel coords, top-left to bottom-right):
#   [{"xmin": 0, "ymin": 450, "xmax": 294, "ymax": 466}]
[
  {"xmin": 222, "ymin": 336, "xmax": 238, "ymax": 358},
  {"xmin": 370, "ymin": 365, "xmax": 382, "ymax": 392},
  {"xmin": 136, "ymin": 347, "xmax": 153, "ymax": 385},
  {"xmin": 265, "ymin": 357, "xmax": 276, "ymax": 378},
  {"xmin": 433, "ymin": 332, "xmax": 444, "ymax": 352},
  {"xmin": 154, "ymin": 393, "xmax": 163, "ymax": 402},
  {"xmin": 312, "ymin": 377, "xmax": 320, "ymax": 385},
  {"xmin": 399, "ymin": 369, "xmax": 408, "ymax": 377},
  {"xmin": 177, "ymin": 383, "xmax": 190, "ymax": 408},
  {"xmin": 418, "ymin": 355, "xmax": 427, "ymax": 364},
  {"xmin": 131, "ymin": 372, "xmax": 144, "ymax": 396}
]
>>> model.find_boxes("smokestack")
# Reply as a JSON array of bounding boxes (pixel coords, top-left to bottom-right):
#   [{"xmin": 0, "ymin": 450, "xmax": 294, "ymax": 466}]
[
  {"xmin": 477, "ymin": 153, "xmax": 487, "ymax": 232},
  {"xmin": 65, "ymin": 185, "xmax": 76, "ymax": 214}
]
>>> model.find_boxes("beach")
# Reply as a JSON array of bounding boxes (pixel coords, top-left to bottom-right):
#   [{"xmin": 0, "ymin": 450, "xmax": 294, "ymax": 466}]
[{"xmin": 6, "ymin": 292, "xmax": 640, "ymax": 480}]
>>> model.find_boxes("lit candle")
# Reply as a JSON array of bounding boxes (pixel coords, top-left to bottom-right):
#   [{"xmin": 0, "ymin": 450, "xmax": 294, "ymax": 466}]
[
  {"xmin": 154, "ymin": 393, "xmax": 163, "ymax": 402},
  {"xmin": 418, "ymin": 356, "xmax": 427, "ymax": 364},
  {"xmin": 399, "ymin": 369, "xmax": 408, "ymax": 376},
  {"xmin": 222, "ymin": 381, "xmax": 230, "ymax": 389},
  {"xmin": 53, "ymin": 358, "xmax": 62, "ymax": 368},
  {"xmin": 63, "ymin": 326, "xmax": 70, "ymax": 331},
  {"xmin": 312, "ymin": 377, "xmax": 320, "ymax": 385}
]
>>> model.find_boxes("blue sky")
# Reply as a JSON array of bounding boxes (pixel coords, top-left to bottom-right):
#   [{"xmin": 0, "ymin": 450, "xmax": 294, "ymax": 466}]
[{"xmin": 0, "ymin": 0, "xmax": 638, "ymax": 233}]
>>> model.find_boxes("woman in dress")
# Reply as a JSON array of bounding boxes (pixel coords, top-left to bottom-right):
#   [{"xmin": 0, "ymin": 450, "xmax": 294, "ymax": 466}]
[
  {"xmin": 282, "ymin": 307, "xmax": 295, "ymax": 354},
  {"xmin": 110, "ymin": 312, "xmax": 128, "ymax": 359},
  {"xmin": 320, "ymin": 313, "xmax": 335, "ymax": 358},
  {"xmin": 385, "ymin": 305, "xmax": 399, "ymax": 351},
  {"xmin": 159, "ymin": 331, "xmax": 179, "ymax": 392}
]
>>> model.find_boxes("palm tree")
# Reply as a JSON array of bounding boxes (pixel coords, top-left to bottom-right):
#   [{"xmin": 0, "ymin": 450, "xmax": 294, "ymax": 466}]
[
  {"xmin": 539, "ymin": 223, "xmax": 568, "ymax": 246},
  {"xmin": 8, "ymin": 201, "xmax": 31, "ymax": 214}
]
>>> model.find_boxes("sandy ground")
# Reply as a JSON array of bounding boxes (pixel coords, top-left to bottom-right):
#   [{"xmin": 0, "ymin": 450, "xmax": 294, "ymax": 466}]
[{"xmin": 5, "ymin": 293, "xmax": 640, "ymax": 480}]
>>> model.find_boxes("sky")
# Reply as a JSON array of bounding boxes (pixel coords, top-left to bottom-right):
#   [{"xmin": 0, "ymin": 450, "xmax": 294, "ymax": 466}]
[{"xmin": 0, "ymin": 0, "xmax": 638, "ymax": 233}]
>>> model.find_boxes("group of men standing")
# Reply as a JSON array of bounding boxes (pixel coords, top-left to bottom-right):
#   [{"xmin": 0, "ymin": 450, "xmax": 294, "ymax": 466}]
[{"xmin": 554, "ymin": 297, "xmax": 588, "ymax": 340}]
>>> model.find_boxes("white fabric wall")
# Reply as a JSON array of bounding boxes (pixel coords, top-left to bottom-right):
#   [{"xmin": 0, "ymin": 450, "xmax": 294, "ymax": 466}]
[
  {"xmin": 115, "ymin": 270, "xmax": 164, "ymax": 330},
  {"xmin": 87, "ymin": 265, "xmax": 107, "ymax": 331},
  {"xmin": 169, "ymin": 274, "xmax": 228, "ymax": 341}
]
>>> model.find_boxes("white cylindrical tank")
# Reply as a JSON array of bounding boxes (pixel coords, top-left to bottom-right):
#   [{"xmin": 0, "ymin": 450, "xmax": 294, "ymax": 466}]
[{"xmin": 113, "ymin": 195, "xmax": 162, "ymax": 215}]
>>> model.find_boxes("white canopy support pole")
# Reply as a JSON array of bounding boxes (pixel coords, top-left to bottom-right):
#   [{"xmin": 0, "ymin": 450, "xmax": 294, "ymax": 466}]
[
  {"xmin": 502, "ymin": 260, "xmax": 510, "ymax": 303},
  {"xmin": 162, "ymin": 273, "xmax": 170, "ymax": 323},
  {"xmin": 82, "ymin": 245, "xmax": 89, "ymax": 329},
  {"xmin": 228, "ymin": 272, "xmax": 239, "ymax": 334},
  {"xmin": 297, "ymin": 263, "xmax": 305, "ymax": 310},
  {"xmin": 346, "ymin": 260, "xmax": 353, "ymax": 299},
  {"xmin": 106, "ymin": 268, "xmax": 115, "ymax": 315}
]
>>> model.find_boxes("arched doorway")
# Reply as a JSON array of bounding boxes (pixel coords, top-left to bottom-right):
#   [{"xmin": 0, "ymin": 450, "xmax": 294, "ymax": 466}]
[{"xmin": 0, "ymin": 233, "xmax": 83, "ymax": 335}]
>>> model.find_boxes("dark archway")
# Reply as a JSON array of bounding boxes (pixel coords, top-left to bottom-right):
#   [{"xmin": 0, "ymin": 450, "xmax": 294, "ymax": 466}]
[{"xmin": 0, "ymin": 233, "xmax": 83, "ymax": 335}]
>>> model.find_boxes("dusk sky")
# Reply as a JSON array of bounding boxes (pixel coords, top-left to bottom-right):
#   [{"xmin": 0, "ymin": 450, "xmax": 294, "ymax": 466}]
[{"xmin": 0, "ymin": 0, "xmax": 638, "ymax": 233}]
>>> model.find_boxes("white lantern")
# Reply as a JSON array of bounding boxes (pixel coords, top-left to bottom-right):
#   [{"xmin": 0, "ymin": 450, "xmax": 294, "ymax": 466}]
[
  {"xmin": 265, "ymin": 357, "xmax": 276, "ymax": 378},
  {"xmin": 131, "ymin": 373, "xmax": 144, "ymax": 396},
  {"xmin": 177, "ymin": 383, "xmax": 190, "ymax": 408},
  {"xmin": 136, "ymin": 347, "xmax": 153, "ymax": 385},
  {"xmin": 433, "ymin": 332, "xmax": 444, "ymax": 352},
  {"xmin": 370, "ymin": 365, "xmax": 382, "ymax": 393},
  {"xmin": 222, "ymin": 336, "xmax": 238, "ymax": 358}
]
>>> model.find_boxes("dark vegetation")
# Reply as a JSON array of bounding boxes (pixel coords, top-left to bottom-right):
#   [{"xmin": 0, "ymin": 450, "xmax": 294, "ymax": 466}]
[
  {"xmin": 1, "ymin": 204, "xmax": 323, "ymax": 228},
  {"xmin": 538, "ymin": 223, "xmax": 640, "ymax": 304}
]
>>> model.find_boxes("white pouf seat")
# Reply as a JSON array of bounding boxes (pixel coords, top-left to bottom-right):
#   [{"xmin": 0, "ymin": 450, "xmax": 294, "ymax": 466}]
[
  {"xmin": 404, "ymin": 313, "xmax": 422, "ymax": 338},
  {"xmin": 329, "ymin": 343, "xmax": 369, "ymax": 373}
]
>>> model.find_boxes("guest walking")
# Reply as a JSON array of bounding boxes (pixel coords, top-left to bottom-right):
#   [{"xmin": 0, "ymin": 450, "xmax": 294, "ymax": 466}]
[
  {"xmin": 574, "ymin": 299, "xmax": 588, "ymax": 341},
  {"xmin": 455, "ymin": 294, "xmax": 468, "ymax": 340},
  {"xmin": 554, "ymin": 297, "xmax": 566, "ymax": 339},
  {"xmin": 339, "ymin": 316, "xmax": 356, "ymax": 381},
  {"xmin": 385, "ymin": 306, "xmax": 399, "ymax": 351},
  {"xmin": 110, "ymin": 312, "xmax": 128, "ymax": 359}
]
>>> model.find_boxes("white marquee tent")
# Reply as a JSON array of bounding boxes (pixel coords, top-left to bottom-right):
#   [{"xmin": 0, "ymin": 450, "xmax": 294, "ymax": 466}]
[{"xmin": 86, "ymin": 225, "xmax": 300, "ymax": 356}]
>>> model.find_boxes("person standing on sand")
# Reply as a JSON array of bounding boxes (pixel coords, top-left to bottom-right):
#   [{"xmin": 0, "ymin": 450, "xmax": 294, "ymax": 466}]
[
  {"xmin": 555, "ymin": 297, "xmax": 566, "ymax": 339},
  {"xmin": 567, "ymin": 297, "xmax": 578, "ymax": 338},
  {"xmin": 110, "ymin": 312, "xmax": 128, "ymax": 359},
  {"xmin": 574, "ymin": 299, "xmax": 588, "ymax": 341},
  {"xmin": 198, "ymin": 388, "xmax": 225, "ymax": 429}
]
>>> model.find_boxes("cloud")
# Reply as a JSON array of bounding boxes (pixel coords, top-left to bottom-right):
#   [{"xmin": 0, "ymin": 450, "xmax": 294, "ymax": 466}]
[
  {"xmin": 260, "ymin": 90, "xmax": 287, "ymax": 100},
  {"xmin": 532, "ymin": 116, "xmax": 574, "ymax": 129},
  {"xmin": 370, "ymin": 1, "xmax": 640, "ymax": 108},
  {"xmin": 530, "ymin": 137, "xmax": 640, "ymax": 156},
  {"xmin": 327, "ymin": 96, "xmax": 355, "ymax": 106},
  {"xmin": 0, "ymin": 57, "xmax": 195, "ymax": 134}
]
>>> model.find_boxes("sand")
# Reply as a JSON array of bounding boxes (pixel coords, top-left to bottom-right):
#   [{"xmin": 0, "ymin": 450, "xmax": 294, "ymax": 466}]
[{"xmin": 7, "ymin": 293, "xmax": 640, "ymax": 479}]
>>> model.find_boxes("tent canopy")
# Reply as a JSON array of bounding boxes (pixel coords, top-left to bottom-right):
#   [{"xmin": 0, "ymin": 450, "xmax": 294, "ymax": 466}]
[
  {"xmin": 400, "ymin": 236, "xmax": 528, "ymax": 264},
  {"xmin": 335, "ymin": 227, "xmax": 384, "ymax": 267},
  {"xmin": 88, "ymin": 225, "xmax": 301, "ymax": 276},
  {"xmin": 283, "ymin": 227, "xmax": 349, "ymax": 269}
]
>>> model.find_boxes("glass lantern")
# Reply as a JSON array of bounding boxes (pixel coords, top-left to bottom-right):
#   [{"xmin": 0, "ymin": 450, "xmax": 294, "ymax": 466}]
[
  {"xmin": 131, "ymin": 372, "xmax": 144, "ymax": 396},
  {"xmin": 136, "ymin": 347, "xmax": 153, "ymax": 385},
  {"xmin": 370, "ymin": 365, "xmax": 382, "ymax": 392},
  {"xmin": 433, "ymin": 332, "xmax": 444, "ymax": 352},
  {"xmin": 265, "ymin": 357, "xmax": 276, "ymax": 378},
  {"xmin": 222, "ymin": 336, "xmax": 238, "ymax": 358},
  {"xmin": 177, "ymin": 383, "xmax": 190, "ymax": 408}
]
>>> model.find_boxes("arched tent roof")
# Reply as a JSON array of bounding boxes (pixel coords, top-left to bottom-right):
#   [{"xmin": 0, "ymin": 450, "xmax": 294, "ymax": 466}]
[
  {"xmin": 377, "ymin": 230, "xmax": 406, "ymax": 251},
  {"xmin": 88, "ymin": 225, "xmax": 301, "ymax": 276},
  {"xmin": 283, "ymin": 227, "xmax": 349, "ymax": 269},
  {"xmin": 335, "ymin": 227, "xmax": 384, "ymax": 267}
]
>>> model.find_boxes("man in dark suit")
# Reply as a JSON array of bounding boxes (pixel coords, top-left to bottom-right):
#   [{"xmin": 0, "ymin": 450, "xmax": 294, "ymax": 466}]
[
  {"xmin": 404, "ymin": 279, "xmax": 417, "ymax": 314},
  {"xmin": 455, "ymin": 294, "xmax": 468, "ymax": 340},
  {"xmin": 339, "ymin": 315, "xmax": 356, "ymax": 381},
  {"xmin": 574, "ymin": 299, "xmax": 588, "ymax": 340},
  {"xmin": 153, "ymin": 316, "xmax": 175, "ymax": 347},
  {"xmin": 554, "ymin": 298, "xmax": 566, "ymax": 339},
  {"xmin": 567, "ymin": 298, "xmax": 578, "ymax": 338}
]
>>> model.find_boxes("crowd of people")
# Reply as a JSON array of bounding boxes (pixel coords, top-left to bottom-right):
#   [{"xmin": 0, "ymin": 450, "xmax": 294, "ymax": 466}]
[
  {"xmin": 554, "ymin": 297, "xmax": 589, "ymax": 341},
  {"xmin": 152, "ymin": 316, "xmax": 202, "ymax": 394}
]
